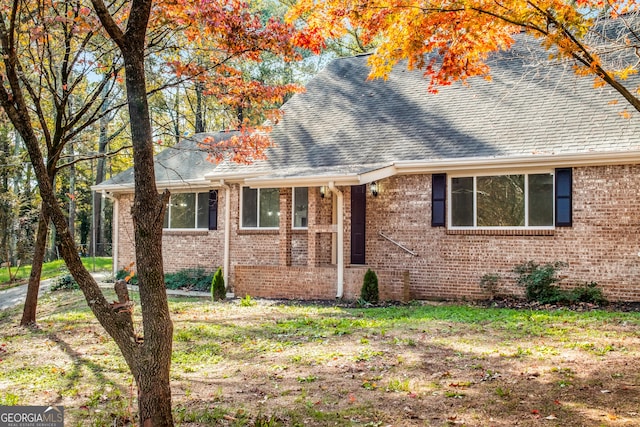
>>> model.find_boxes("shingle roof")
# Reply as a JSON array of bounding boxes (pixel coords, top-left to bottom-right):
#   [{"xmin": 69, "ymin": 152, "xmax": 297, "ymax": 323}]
[
  {"xmin": 98, "ymin": 33, "xmax": 640, "ymax": 190},
  {"xmin": 96, "ymin": 131, "xmax": 237, "ymax": 190}
]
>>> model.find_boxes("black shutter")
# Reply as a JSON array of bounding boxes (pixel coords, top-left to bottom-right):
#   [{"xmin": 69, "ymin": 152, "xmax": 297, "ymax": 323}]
[
  {"xmin": 432, "ymin": 174, "xmax": 446, "ymax": 227},
  {"xmin": 351, "ymin": 185, "xmax": 366, "ymax": 264},
  {"xmin": 555, "ymin": 168, "xmax": 572, "ymax": 227},
  {"xmin": 209, "ymin": 190, "xmax": 218, "ymax": 230}
]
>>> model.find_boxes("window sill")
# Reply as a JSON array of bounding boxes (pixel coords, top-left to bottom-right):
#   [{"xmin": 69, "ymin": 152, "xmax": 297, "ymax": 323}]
[
  {"xmin": 163, "ymin": 229, "xmax": 211, "ymax": 235},
  {"xmin": 237, "ymin": 229, "xmax": 279, "ymax": 235},
  {"xmin": 446, "ymin": 229, "xmax": 555, "ymax": 236}
]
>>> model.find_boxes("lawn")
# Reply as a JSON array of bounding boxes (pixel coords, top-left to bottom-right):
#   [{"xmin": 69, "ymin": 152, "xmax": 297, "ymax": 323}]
[
  {"xmin": 1, "ymin": 290, "xmax": 639, "ymax": 426},
  {"xmin": 0, "ymin": 257, "xmax": 112, "ymax": 288}
]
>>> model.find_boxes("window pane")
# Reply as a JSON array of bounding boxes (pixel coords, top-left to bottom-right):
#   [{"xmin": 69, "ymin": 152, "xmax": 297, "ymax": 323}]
[
  {"xmin": 451, "ymin": 177, "xmax": 474, "ymax": 226},
  {"xmin": 197, "ymin": 192, "xmax": 209, "ymax": 229},
  {"xmin": 259, "ymin": 188, "xmax": 280, "ymax": 228},
  {"xmin": 170, "ymin": 193, "xmax": 195, "ymax": 228},
  {"xmin": 242, "ymin": 187, "xmax": 258, "ymax": 227},
  {"xmin": 477, "ymin": 175, "xmax": 524, "ymax": 226},
  {"xmin": 528, "ymin": 174, "xmax": 553, "ymax": 226},
  {"xmin": 293, "ymin": 187, "xmax": 308, "ymax": 228}
]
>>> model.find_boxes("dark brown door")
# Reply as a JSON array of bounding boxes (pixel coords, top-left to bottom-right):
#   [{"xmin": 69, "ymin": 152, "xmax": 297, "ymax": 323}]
[{"xmin": 351, "ymin": 184, "xmax": 366, "ymax": 264}]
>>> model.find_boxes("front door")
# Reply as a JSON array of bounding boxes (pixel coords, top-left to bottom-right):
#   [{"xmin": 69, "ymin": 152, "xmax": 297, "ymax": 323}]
[{"xmin": 351, "ymin": 184, "xmax": 366, "ymax": 264}]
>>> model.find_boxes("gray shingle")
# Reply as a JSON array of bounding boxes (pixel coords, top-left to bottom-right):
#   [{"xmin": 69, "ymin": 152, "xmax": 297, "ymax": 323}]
[{"xmin": 100, "ymin": 33, "xmax": 640, "ymax": 188}]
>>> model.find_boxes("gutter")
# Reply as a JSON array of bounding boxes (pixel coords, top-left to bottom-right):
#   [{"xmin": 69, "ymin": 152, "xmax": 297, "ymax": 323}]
[
  {"xmin": 328, "ymin": 182, "xmax": 344, "ymax": 299},
  {"xmin": 394, "ymin": 150, "xmax": 640, "ymax": 174},
  {"xmin": 220, "ymin": 180, "xmax": 232, "ymax": 294},
  {"xmin": 101, "ymin": 191, "xmax": 118, "ymax": 277}
]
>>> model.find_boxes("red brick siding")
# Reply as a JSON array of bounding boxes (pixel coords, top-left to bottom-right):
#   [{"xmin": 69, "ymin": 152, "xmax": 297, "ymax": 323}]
[
  {"xmin": 114, "ymin": 164, "xmax": 640, "ymax": 301},
  {"xmin": 363, "ymin": 166, "xmax": 640, "ymax": 301},
  {"xmin": 235, "ymin": 265, "xmax": 337, "ymax": 299}
]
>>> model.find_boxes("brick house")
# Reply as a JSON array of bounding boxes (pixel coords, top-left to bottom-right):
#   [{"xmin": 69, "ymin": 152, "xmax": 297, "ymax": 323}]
[{"xmin": 96, "ymin": 36, "xmax": 640, "ymax": 301}]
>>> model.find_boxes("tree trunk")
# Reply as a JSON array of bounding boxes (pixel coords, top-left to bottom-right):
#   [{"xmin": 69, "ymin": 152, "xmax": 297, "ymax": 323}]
[
  {"xmin": 20, "ymin": 206, "xmax": 49, "ymax": 326},
  {"xmin": 93, "ymin": 91, "xmax": 109, "ymax": 256},
  {"xmin": 173, "ymin": 86, "xmax": 180, "ymax": 145},
  {"xmin": 195, "ymin": 82, "xmax": 205, "ymax": 133},
  {"xmin": 89, "ymin": 0, "xmax": 175, "ymax": 423},
  {"xmin": 67, "ymin": 142, "xmax": 76, "ymax": 243},
  {"xmin": 122, "ymin": 41, "xmax": 174, "ymax": 427}
]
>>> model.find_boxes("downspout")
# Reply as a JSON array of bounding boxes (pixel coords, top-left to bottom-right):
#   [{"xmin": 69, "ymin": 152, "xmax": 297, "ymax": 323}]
[
  {"xmin": 102, "ymin": 190, "xmax": 118, "ymax": 277},
  {"xmin": 328, "ymin": 182, "xmax": 344, "ymax": 299},
  {"xmin": 220, "ymin": 180, "xmax": 231, "ymax": 293}
]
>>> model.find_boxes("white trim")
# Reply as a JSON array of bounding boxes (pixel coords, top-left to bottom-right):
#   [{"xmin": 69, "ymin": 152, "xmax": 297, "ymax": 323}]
[
  {"xmin": 328, "ymin": 182, "xmax": 344, "ymax": 299},
  {"xmin": 93, "ymin": 178, "xmax": 215, "ymax": 194},
  {"xmin": 163, "ymin": 191, "xmax": 210, "ymax": 231},
  {"xmin": 203, "ymin": 171, "xmax": 266, "ymax": 182},
  {"xmin": 112, "ymin": 197, "xmax": 119, "ymax": 277},
  {"xmin": 221, "ymin": 180, "xmax": 231, "ymax": 293},
  {"xmin": 239, "ymin": 186, "xmax": 280, "ymax": 230},
  {"xmin": 396, "ymin": 151, "xmax": 640, "ymax": 174},
  {"xmin": 447, "ymin": 171, "xmax": 555, "ymax": 230},
  {"xmin": 243, "ymin": 165, "xmax": 397, "ymax": 188}
]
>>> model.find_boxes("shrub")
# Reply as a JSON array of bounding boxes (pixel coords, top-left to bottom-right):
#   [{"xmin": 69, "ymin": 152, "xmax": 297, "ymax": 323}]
[
  {"xmin": 479, "ymin": 273, "xmax": 501, "ymax": 300},
  {"xmin": 50, "ymin": 274, "xmax": 79, "ymax": 291},
  {"xmin": 360, "ymin": 269, "xmax": 379, "ymax": 304},
  {"xmin": 570, "ymin": 281, "xmax": 607, "ymax": 305},
  {"xmin": 514, "ymin": 261, "xmax": 567, "ymax": 303},
  {"xmin": 211, "ymin": 267, "xmax": 226, "ymax": 301},
  {"xmin": 514, "ymin": 261, "xmax": 607, "ymax": 305},
  {"xmin": 165, "ymin": 268, "xmax": 212, "ymax": 292}
]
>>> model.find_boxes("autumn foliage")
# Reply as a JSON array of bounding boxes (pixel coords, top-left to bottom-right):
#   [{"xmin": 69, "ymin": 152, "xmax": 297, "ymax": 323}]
[
  {"xmin": 287, "ymin": 0, "xmax": 640, "ymax": 112},
  {"xmin": 153, "ymin": 0, "xmax": 323, "ymax": 163}
]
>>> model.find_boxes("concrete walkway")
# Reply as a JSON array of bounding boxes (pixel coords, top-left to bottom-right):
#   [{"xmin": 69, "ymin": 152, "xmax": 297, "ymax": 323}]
[{"xmin": 0, "ymin": 271, "xmax": 111, "ymax": 311}]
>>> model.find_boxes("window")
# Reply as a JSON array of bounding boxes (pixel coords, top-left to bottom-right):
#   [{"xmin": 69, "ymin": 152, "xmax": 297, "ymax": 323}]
[
  {"xmin": 293, "ymin": 187, "xmax": 308, "ymax": 228},
  {"xmin": 163, "ymin": 192, "xmax": 211, "ymax": 229},
  {"xmin": 242, "ymin": 187, "xmax": 280, "ymax": 228},
  {"xmin": 449, "ymin": 173, "xmax": 554, "ymax": 228}
]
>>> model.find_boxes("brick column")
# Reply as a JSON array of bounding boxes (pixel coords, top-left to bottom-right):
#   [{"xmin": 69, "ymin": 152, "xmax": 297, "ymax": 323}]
[
  {"xmin": 279, "ymin": 188, "xmax": 292, "ymax": 266},
  {"xmin": 307, "ymin": 187, "xmax": 322, "ymax": 266}
]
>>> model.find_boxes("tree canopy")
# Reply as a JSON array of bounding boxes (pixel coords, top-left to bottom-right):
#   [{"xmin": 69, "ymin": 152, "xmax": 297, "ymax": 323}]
[{"xmin": 288, "ymin": 0, "xmax": 640, "ymax": 113}]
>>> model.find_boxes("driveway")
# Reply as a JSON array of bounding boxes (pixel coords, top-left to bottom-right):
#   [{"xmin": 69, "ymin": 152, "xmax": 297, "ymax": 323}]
[{"xmin": 0, "ymin": 272, "xmax": 110, "ymax": 311}]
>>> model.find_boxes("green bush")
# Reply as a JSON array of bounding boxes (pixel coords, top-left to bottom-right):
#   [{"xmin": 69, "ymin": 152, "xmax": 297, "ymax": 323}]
[
  {"xmin": 50, "ymin": 274, "xmax": 79, "ymax": 291},
  {"xmin": 570, "ymin": 282, "xmax": 607, "ymax": 305},
  {"xmin": 165, "ymin": 268, "xmax": 212, "ymax": 292},
  {"xmin": 514, "ymin": 261, "xmax": 566, "ymax": 303},
  {"xmin": 360, "ymin": 269, "xmax": 379, "ymax": 304},
  {"xmin": 211, "ymin": 267, "xmax": 226, "ymax": 301},
  {"xmin": 514, "ymin": 261, "xmax": 606, "ymax": 305}
]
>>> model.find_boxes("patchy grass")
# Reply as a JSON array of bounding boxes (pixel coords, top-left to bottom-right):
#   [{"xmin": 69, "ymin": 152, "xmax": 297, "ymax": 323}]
[
  {"xmin": 1, "ymin": 294, "xmax": 640, "ymax": 426},
  {"xmin": 0, "ymin": 257, "xmax": 112, "ymax": 289}
]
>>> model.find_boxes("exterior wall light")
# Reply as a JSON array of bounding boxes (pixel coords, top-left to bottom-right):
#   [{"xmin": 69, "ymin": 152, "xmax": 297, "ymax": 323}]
[
  {"xmin": 320, "ymin": 186, "xmax": 327, "ymax": 198},
  {"xmin": 370, "ymin": 181, "xmax": 379, "ymax": 197}
]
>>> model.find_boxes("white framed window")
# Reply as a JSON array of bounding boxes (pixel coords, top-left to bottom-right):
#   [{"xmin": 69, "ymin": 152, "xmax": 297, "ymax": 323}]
[
  {"xmin": 293, "ymin": 187, "xmax": 308, "ymax": 229},
  {"xmin": 449, "ymin": 172, "xmax": 554, "ymax": 229},
  {"xmin": 241, "ymin": 187, "xmax": 280, "ymax": 229},
  {"xmin": 163, "ymin": 192, "xmax": 210, "ymax": 229}
]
